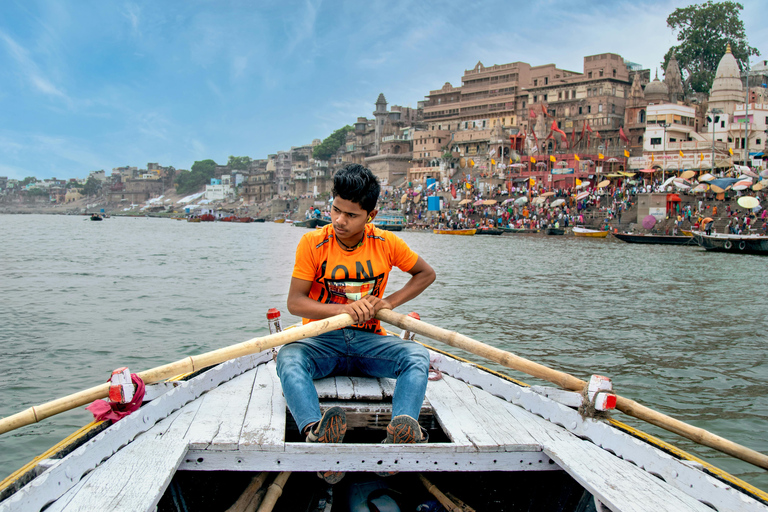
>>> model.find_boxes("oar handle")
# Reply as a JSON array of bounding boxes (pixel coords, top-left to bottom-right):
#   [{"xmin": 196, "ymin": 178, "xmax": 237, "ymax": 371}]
[
  {"xmin": 0, "ymin": 313, "xmax": 355, "ymax": 436},
  {"xmin": 375, "ymin": 309, "xmax": 768, "ymax": 471}
]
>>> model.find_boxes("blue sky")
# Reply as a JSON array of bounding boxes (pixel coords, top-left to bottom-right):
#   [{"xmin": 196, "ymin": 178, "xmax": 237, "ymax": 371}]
[{"xmin": 1, "ymin": 0, "xmax": 766, "ymax": 181}]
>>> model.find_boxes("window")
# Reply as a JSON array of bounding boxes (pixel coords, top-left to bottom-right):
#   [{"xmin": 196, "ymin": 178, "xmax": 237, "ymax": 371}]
[
  {"xmin": 599, "ymin": 70, "xmax": 604, "ymax": 77},
  {"xmin": 558, "ymin": 92, "xmax": 562, "ymax": 100},
  {"xmin": 464, "ymin": 122, "xmax": 468, "ymax": 129},
  {"xmin": 598, "ymin": 104, "xmax": 603, "ymax": 113},
  {"xmin": 612, "ymin": 104, "xmax": 616, "ymax": 114},
  {"xmin": 721, "ymin": 120, "xmax": 725, "ymax": 128},
  {"xmin": 579, "ymin": 107, "xmax": 583, "ymax": 115},
  {"xmin": 588, "ymin": 71, "xmax": 592, "ymax": 79},
  {"xmin": 638, "ymin": 136, "xmax": 643, "ymax": 144},
  {"xmin": 533, "ymin": 79, "xmax": 538, "ymax": 87},
  {"xmin": 557, "ymin": 121, "xmax": 562, "ymax": 129},
  {"xmin": 522, "ymin": 100, "xmax": 526, "ymax": 108},
  {"xmin": 588, "ymin": 106, "xmax": 592, "ymax": 113},
  {"xmin": 543, "ymin": 94, "xmax": 547, "ymax": 101},
  {"xmin": 650, "ymin": 137, "xmax": 661, "ymax": 145},
  {"xmin": 545, "ymin": 77, "xmax": 549, "ymax": 85},
  {"xmin": 613, "ymin": 69, "xmax": 617, "ymax": 77}
]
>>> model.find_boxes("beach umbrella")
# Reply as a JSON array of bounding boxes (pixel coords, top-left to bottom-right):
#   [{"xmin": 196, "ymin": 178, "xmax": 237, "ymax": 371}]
[
  {"xmin": 400, "ymin": 194, "xmax": 408, "ymax": 204},
  {"xmin": 732, "ymin": 180, "xmax": 753, "ymax": 191},
  {"xmin": 606, "ymin": 158, "xmax": 619, "ymax": 163},
  {"xmin": 638, "ymin": 169, "xmax": 656, "ymax": 174},
  {"xmin": 699, "ymin": 173, "xmax": 715, "ymax": 182},
  {"xmin": 736, "ymin": 175, "xmax": 754, "ymax": 183},
  {"xmin": 483, "ymin": 199, "xmax": 497, "ymax": 205},
  {"xmin": 691, "ymin": 184, "xmax": 709, "ymax": 193},
  {"xmin": 551, "ymin": 198, "xmax": 565, "ymax": 207},
  {"xmin": 458, "ymin": 198, "xmax": 471, "ymax": 205},
  {"xmin": 761, "ymin": 169, "xmax": 768, "ymax": 179},
  {"xmin": 536, "ymin": 162, "xmax": 547, "ymax": 167},
  {"xmin": 597, "ymin": 179, "xmax": 610, "ymax": 188},
  {"xmin": 514, "ymin": 196, "xmax": 528, "ymax": 205},
  {"xmin": 753, "ymin": 181, "xmax": 766, "ymax": 191},
  {"xmin": 737, "ymin": 196, "xmax": 760, "ymax": 209},
  {"xmin": 680, "ymin": 170, "xmax": 695, "ymax": 180},
  {"xmin": 642, "ymin": 215, "xmax": 656, "ymax": 229},
  {"xmin": 532, "ymin": 196, "xmax": 547, "ymax": 205},
  {"xmin": 473, "ymin": 199, "xmax": 484, "ymax": 206},
  {"xmin": 576, "ymin": 191, "xmax": 589, "ymax": 200},
  {"xmin": 541, "ymin": 191, "xmax": 556, "ymax": 197},
  {"xmin": 710, "ymin": 185, "xmax": 725, "ymax": 193},
  {"xmin": 502, "ymin": 198, "xmax": 515, "ymax": 204},
  {"xmin": 673, "ymin": 180, "xmax": 691, "ymax": 190}
]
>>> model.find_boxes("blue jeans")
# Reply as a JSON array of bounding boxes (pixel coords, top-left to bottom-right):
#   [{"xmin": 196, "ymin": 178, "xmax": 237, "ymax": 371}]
[{"xmin": 276, "ymin": 328, "xmax": 430, "ymax": 433}]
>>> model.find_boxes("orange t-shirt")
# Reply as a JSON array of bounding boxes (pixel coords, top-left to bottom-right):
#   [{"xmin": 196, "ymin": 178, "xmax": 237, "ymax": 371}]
[{"xmin": 292, "ymin": 223, "xmax": 419, "ymax": 335}]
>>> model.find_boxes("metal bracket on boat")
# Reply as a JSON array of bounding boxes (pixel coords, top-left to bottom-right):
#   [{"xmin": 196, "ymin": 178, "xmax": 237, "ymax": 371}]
[{"xmin": 531, "ymin": 375, "xmax": 617, "ymax": 418}]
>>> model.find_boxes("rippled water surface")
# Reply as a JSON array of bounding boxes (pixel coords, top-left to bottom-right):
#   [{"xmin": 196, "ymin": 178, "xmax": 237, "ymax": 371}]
[{"xmin": 1, "ymin": 215, "xmax": 766, "ymax": 490}]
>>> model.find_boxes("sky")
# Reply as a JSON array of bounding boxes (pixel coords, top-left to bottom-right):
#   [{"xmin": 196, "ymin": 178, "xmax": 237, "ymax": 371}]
[{"xmin": 1, "ymin": 0, "xmax": 766, "ymax": 181}]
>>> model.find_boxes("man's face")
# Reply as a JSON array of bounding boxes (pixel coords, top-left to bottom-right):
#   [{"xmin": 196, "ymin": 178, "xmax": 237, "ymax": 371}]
[{"xmin": 331, "ymin": 197, "xmax": 374, "ymax": 241}]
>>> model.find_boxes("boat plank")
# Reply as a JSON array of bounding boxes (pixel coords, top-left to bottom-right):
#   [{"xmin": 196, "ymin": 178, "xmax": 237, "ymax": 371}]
[
  {"xmin": 427, "ymin": 375, "xmax": 540, "ymax": 452},
  {"xmin": 239, "ymin": 363, "xmax": 286, "ymax": 451},
  {"xmin": 334, "ymin": 377, "xmax": 355, "ymax": 400},
  {"xmin": 349, "ymin": 376, "xmax": 384, "ymax": 400},
  {"xmin": 52, "ymin": 436, "xmax": 187, "ymax": 512},
  {"xmin": 184, "ymin": 369, "xmax": 257, "ymax": 450},
  {"xmin": 314, "ymin": 377, "xmax": 337, "ymax": 399},
  {"xmin": 545, "ymin": 437, "xmax": 714, "ymax": 512}
]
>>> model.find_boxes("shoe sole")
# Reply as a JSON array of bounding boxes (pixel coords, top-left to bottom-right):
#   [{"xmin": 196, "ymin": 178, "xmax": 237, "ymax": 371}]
[
  {"xmin": 315, "ymin": 407, "xmax": 346, "ymax": 444},
  {"xmin": 387, "ymin": 416, "xmax": 419, "ymax": 444}
]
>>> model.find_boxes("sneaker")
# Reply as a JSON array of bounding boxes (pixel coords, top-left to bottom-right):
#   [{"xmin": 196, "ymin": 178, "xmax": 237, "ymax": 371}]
[
  {"xmin": 306, "ymin": 407, "xmax": 347, "ymax": 484},
  {"xmin": 377, "ymin": 415, "xmax": 428, "ymax": 477},
  {"xmin": 384, "ymin": 415, "xmax": 428, "ymax": 444}
]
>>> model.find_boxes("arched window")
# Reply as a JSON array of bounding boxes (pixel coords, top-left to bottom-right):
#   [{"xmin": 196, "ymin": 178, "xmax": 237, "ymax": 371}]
[
  {"xmin": 637, "ymin": 136, "xmax": 642, "ymax": 144},
  {"xmin": 639, "ymin": 110, "xmax": 645, "ymax": 123}
]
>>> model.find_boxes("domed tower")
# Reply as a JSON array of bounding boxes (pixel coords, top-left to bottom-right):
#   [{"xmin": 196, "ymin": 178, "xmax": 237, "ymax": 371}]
[
  {"xmin": 665, "ymin": 53, "xmax": 684, "ymax": 103},
  {"xmin": 624, "ymin": 72, "xmax": 648, "ymax": 151},
  {"xmin": 709, "ymin": 44, "xmax": 743, "ymax": 116},
  {"xmin": 373, "ymin": 93, "xmax": 388, "ymax": 154},
  {"xmin": 644, "ymin": 70, "xmax": 670, "ymax": 105}
]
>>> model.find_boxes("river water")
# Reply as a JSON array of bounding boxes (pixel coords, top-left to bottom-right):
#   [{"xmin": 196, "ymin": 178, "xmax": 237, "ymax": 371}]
[{"xmin": 0, "ymin": 214, "xmax": 766, "ymax": 490}]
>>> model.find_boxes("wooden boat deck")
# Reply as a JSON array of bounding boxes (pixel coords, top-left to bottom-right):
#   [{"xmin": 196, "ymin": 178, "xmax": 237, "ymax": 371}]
[{"xmin": 4, "ymin": 350, "xmax": 765, "ymax": 512}]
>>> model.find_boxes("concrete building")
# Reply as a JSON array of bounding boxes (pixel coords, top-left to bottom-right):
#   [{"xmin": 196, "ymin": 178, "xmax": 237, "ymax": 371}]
[
  {"xmin": 205, "ymin": 176, "xmax": 233, "ymax": 202},
  {"xmin": 242, "ymin": 169, "xmax": 276, "ymax": 204}
]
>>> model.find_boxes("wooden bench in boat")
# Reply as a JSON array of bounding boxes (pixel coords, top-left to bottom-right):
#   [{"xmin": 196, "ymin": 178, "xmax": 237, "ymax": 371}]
[{"xmin": 3, "ymin": 354, "xmax": 758, "ymax": 512}]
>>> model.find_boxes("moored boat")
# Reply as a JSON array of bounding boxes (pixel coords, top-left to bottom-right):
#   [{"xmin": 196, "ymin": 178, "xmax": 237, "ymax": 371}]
[
  {"xmin": 612, "ymin": 232, "xmax": 695, "ymax": 245},
  {"xmin": 1, "ymin": 310, "xmax": 767, "ymax": 512},
  {"xmin": 692, "ymin": 231, "xmax": 768, "ymax": 255},
  {"xmin": 432, "ymin": 228, "xmax": 476, "ymax": 236},
  {"xmin": 573, "ymin": 226, "xmax": 608, "ymax": 238},
  {"xmin": 475, "ymin": 228, "xmax": 503, "ymax": 235},
  {"xmin": 545, "ymin": 227, "xmax": 565, "ymax": 235}
]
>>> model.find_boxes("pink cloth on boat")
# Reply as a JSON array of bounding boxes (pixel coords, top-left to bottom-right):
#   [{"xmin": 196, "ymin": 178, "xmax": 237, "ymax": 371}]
[{"xmin": 86, "ymin": 373, "xmax": 146, "ymax": 422}]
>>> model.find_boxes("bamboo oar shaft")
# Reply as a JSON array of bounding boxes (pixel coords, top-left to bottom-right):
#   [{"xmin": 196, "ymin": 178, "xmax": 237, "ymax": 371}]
[
  {"xmin": 256, "ymin": 472, "xmax": 291, "ymax": 512},
  {"xmin": 375, "ymin": 309, "xmax": 768, "ymax": 471},
  {"xmin": 419, "ymin": 475, "xmax": 466, "ymax": 512},
  {"xmin": 0, "ymin": 314, "xmax": 355, "ymax": 436}
]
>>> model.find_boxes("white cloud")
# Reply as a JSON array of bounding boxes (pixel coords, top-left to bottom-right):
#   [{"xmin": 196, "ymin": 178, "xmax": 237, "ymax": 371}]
[{"xmin": 0, "ymin": 30, "xmax": 70, "ymax": 103}]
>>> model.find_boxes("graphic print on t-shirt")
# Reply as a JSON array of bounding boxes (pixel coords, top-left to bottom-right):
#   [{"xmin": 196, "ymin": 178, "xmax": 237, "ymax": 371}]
[{"xmin": 324, "ymin": 274, "xmax": 385, "ymax": 304}]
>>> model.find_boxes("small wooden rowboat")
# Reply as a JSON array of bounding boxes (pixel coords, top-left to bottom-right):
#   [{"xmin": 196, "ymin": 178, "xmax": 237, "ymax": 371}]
[
  {"xmin": 573, "ymin": 227, "xmax": 608, "ymax": 238},
  {"xmin": 432, "ymin": 229, "xmax": 476, "ymax": 236},
  {"xmin": 1, "ymin": 311, "xmax": 767, "ymax": 512},
  {"xmin": 692, "ymin": 231, "xmax": 768, "ymax": 255}
]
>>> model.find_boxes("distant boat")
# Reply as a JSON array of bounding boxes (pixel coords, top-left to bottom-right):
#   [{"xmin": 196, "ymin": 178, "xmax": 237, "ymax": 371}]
[
  {"xmin": 573, "ymin": 227, "xmax": 608, "ymax": 238},
  {"xmin": 273, "ymin": 218, "xmax": 285, "ymax": 224},
  {"xmin": 475, "ymin": 228, "xmax": 503, "ymax": 235},
  {"xmin": 89, "ymin": 214, "xmax": 102, "ymax": 221},
  {"xmin": 612, "ymin": 233, "xmax": 695, "ymax": 245},
  {"xmin": 373, "ymin": 210, "xmax": 405, "ymax": 231},
  {"xmin": 433, "ymin": 228, "xmax": 476, "ymax": 236},
  {"xmin": 544, "ymin": 227, "xmax": 565, "ymax": 235},
  {"xmin": 692, "ymin": 231, "xmax": 768, "ymax": 255}
]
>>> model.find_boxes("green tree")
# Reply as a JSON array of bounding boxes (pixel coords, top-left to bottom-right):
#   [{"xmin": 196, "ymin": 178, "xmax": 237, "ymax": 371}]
[
  {"xmin": 20, "ymin": 176, "xmax": 38, "ymax": 187},
  {"xmin": 175, "ymin": 159, "xmax": 218, "ymax": 195},
  {"xmin": 227, "ymin": 156, "xmax": 252, "ymax": 170},
  {"xmin": 312, "ymin": 126, "xmax": 353, "ymax": 161},
  {"xmin": 663, "ymin": 1, "xmax": 759, "ymax": 95},
  {"xmin": 81, "ymin": 176, "xmax": 102, "ymax": 196}
]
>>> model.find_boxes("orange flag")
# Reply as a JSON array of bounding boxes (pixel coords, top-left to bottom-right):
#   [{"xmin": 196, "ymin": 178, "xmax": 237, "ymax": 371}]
[
  {"xmin": 531, "ymin": 157, "xmax": 537, "ymax": 163},
  {"xmin": 679, "ymin": 150, "xmax": 684, "ymax": 158},
  {"xmin": 598, "ymin": 153, "xmax": 605, "ymax": 160},
  {"xmin": 574, "ymin": 154, "xmax": 580, "ymax": 161},
  {"xmin": 624, "ymin": 149, "xmax": 630, "ymax": 158},
  {"xmin": 549, "ymin": 155, "xmax": 556, "ymax": 163}
]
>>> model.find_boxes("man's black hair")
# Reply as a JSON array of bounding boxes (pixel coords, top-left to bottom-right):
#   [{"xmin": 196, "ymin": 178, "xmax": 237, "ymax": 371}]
[{"xmin": 332, "ymin": 164, "xmax": 380, "ymax": 213}]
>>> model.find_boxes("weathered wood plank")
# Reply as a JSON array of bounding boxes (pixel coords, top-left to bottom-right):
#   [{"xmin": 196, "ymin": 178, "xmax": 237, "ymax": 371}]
[
  {"xmin": 313, "ymin": 377, "xmax": 337, "ymax": 399},
  {"xmin": 423, "ymin": 377, "xmax": 480, "ymax": 451},
  {"xmin": 239, "ymin": 363, "xmax": 286, "ymax": 451},
  {"xmin": 185, "ymin": 369, "xmax": 258, "ymax": 450},
  {"xmin": 54, "ymin": 436, "xmax": 188, "ymax": 512},
  {"xmin": 545, "ymin": 437, "xmax": 714, "ymax": 512},
  {"xmin": 348, "ymin": 377, "xmax": 383, "ymax": 400},
  {"xmin": 334, "ymin": 377, "xmax": 355, "ymax": 400},
  {"xmin": 379, "ymin": 378, "xmax": 396, "ymax": 398}
]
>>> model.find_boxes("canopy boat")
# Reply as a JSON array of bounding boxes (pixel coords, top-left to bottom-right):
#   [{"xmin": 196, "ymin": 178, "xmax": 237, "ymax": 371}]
[
  {"xmin": 573, "ymin": 227, "xmax": 608, "ymax": 238},
  {"xmin": 612, "ymin": 233, "xmax": 695, "ymax": 245},
  {"xmin": 1, "ymin": 311, "xmax": 766, "ymax": 512},
  {"xmin": 691, "ymin": 231, "xmax": 768, "ymax": 255},
  {"xmin": 373, "ymin": 210, "xmax": 405, "ymax": 231},
  {"xmin": 432, "ymin": 228, "xmax": 476, "ymax": 236}
]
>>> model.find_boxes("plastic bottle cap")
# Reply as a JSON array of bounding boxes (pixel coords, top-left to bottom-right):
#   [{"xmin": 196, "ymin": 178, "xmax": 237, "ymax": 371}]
[
  {"xmin": 267, "ymin": 308, "xmax": 281, "ymax": 319},
  {"xmin": 407, "ymin": 312, "xmax": 420, "ymax": 320}
]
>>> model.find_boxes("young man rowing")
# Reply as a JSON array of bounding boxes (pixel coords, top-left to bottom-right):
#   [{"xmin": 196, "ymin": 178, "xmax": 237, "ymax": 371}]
[{"xmin": 277, "ymin": 164, "xmax": 436, "ymax": 483}]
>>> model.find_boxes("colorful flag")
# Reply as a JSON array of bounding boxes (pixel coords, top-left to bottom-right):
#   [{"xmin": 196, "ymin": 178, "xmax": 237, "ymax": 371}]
[
  {"xmin": 728, "ymin": 147, "xmax": 733, "ymax": 156},
  {"xmin": 541, "ymin": 104, "xmax": 548, "ymax": 117},
  {"xmin": 679, "ymin": 150, "xmax": 684, "ymax": 158},
  {"xmin": 576, "ymin": 178, "xmax": 582, "ymax": 186},
  {"xmin": 531, "ymin": 157, "xmax": 537, "ymax": 163},
  {"xmin": 529, "ymin": 108, "xmax": 536, "ymax": 119},
  {"xmin": 619, "ymin": 126, "xmax": 630, "ymax": 144},
  {"xmin": 549, "ymin": 155, "xmax": 556, "ymax": 163},
  {"xmin": 529, "ymin": 178, "xmax": 536, "ymax": 186},
  {"xmin": 651, "ymin": 154, "xmax": 655, "ymax": 162},
  {"xmin": 491, "ymin": 158, "xmax": 496, "ymax": 165},
  {"xmin": 624, "ymin": 149, "xmax": 630, "ymax": 158},
  {"xmin": 450, "ymin": 183, "xmax": 456, "ymax": 199},
  {"xmin": 700, "ymin": 153, "xmax": 704, "ymax": 161},
  {"xmin": 598, "ymin": 153, "xmax": 605, "ymax": 160},
  {"xmin": 469, "ymin": 159, "xmax": 475, "ymax": 167},
  {"xmin": 574, "ymin": 154, "xmax": 580, "ymax": 161}
]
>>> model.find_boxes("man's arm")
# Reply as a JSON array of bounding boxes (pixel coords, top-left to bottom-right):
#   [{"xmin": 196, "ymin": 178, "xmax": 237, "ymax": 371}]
[
  {"xmin": 379, "ymin": 256, "xmax": 435, "ymax": 311},
  {"xmin": 287, "ymin": 277, "xmax": 380, "ymax": 324}
]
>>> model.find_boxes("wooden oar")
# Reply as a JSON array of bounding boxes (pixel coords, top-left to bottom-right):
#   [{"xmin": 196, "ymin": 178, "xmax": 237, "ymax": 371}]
[
  {"xmin": 375, "ymin": 309, "xmax": 768, "ymax": 471},
  {"xmin": 0, "ymin": 314, "xmax": 356, "ymax": 436}
]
